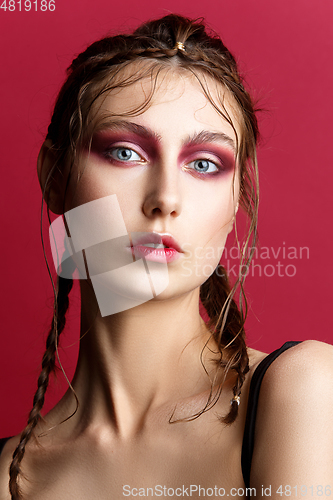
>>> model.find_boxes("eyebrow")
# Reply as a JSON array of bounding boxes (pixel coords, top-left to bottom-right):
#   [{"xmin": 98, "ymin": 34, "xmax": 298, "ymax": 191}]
[
  {"xmin": 184, "ymin": 130, "xmax": 236, "ymax": 153},
  {"xmin": 98, "ymin": 120, "xmax": 162, "ymax": 142},
  {"xmin": 98, "ymin": 120, "xmax": 236, "ymax": 153}
]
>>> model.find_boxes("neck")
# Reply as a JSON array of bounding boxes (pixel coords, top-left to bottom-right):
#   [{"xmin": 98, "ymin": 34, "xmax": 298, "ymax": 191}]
[{"xmin": 59, "ymin": 281, "xmax": 220, "ymax": 439}]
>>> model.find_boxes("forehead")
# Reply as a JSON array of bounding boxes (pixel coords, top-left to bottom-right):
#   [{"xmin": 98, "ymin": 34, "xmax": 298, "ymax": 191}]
[{"xmin": 93, "ymin": 64, "xmax": 242, "ymax": 146}]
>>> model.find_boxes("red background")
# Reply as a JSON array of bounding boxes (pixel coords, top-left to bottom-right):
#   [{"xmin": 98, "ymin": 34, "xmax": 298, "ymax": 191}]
[{"xmin": 1, "ymin": 0, "xmax": 332, "ymax": 436}]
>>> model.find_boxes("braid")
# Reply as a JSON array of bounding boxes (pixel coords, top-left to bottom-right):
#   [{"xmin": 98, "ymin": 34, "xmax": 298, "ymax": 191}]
[
  {"xmin": 200, "ymin": 266, "xmax": 250, "ymax": 425},
  {"xmin": 9, "ymin": 275, "xmax": 73, "ymax": 500}
]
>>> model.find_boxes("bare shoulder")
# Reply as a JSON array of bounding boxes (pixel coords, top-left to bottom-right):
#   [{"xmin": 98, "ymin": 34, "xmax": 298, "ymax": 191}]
[
  {"xmin": 250, "ymin": 340, "xmax": 333, "ymax": 490},
  {"xmin": 261, "ymin": 340, "xmax": 333, "ymax": 394},
  {"xmin": 256, "ymin": 339, "xmax": 333, "ymax": 423}
]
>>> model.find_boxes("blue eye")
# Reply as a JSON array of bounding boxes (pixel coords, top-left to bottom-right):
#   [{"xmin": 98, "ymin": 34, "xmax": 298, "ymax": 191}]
[
  {"xmin": 109, "ymin": 147, "xmax": 142, "ymax": 162},
  {"xmin": 189, "ymin": 159, "xmax": 219, "ymax": 174}
]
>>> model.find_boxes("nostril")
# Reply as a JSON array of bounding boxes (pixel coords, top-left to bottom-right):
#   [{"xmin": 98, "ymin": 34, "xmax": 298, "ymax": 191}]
[{"xmin": 152, "ymin": 207, "xmax": 163, "ymax": 215}]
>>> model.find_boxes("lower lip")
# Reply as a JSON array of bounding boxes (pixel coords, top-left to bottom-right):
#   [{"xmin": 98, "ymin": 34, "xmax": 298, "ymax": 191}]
[{"xmin": 127, "ymin": 245, "xmax": 181, "ymax": 263}]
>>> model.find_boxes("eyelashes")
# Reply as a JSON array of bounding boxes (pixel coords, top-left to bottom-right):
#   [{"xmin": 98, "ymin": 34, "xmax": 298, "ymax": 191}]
[
  {"xmin": 104, "ymin": 147, "xmax": 144, "ymax": 163},
  {"xmin": 187, "ymin": 159, "xmax": 219, "ymax": 174},
  {"xmin": 102, "ymin": 145, "xmax": 230, "ymax": 177}
]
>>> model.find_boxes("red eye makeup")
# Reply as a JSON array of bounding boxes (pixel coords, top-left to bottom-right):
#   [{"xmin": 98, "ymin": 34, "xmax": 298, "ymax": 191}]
[
  {"xmin": 90, "ymin": 122, "xmax": 160, "ymax": 162},
  {"xmin": 180, "ymin": 145, "xmax": 236, "ymax": 179},
  {"xmin": 88, "ymin": 122, "xmax": 236, "ymax": 178}
]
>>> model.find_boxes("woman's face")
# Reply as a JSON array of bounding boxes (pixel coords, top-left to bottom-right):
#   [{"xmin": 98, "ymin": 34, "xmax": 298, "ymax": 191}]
[{"xmin": 64, "ymin": 67, "xmax": 241, "ymax": 304}]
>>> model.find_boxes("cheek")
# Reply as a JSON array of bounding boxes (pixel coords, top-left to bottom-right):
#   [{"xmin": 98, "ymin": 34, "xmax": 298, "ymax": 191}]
[
  {"xmin": 65, "ymin": 158, "xmax": 143, "ymax": 212},
  {"xmin": 188, "ymin": 184, "xmax": 237, "ymax": 268},
  {"xmin": 195, "ymin": 184, "xmax": 236, "ymax": 237}
]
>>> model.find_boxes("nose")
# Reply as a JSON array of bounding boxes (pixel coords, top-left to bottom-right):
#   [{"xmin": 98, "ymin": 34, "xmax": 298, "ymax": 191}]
[{"xmin": 142, "ymin": 161, "xmax": 182, "ymax": 219}]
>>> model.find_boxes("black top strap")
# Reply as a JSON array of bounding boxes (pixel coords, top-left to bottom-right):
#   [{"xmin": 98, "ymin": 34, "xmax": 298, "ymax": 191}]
[
  {"xmin": 0, "ymin": 436, "xmax": 12, "ymax": 456},
  {"xmin": 241, "ymin": 341, "xmax": 302, "ymax": 488}
]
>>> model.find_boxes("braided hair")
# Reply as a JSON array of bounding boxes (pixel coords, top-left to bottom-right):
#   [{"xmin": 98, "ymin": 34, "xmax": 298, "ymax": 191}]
[{"xmin": 9, "ymin": 14, "xmax": 259, "ymax": 499}]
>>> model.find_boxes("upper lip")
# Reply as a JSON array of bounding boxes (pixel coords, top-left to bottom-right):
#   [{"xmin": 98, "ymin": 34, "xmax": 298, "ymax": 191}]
[{"xmin": 130, "ymin": 232, "xmax": 183, "ymax": 253}]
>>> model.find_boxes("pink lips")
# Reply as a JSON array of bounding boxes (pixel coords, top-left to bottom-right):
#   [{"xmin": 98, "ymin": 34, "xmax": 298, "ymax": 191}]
[{"xmin": 127, "ymin": 233, "xmax": 183, "ymax": 263}]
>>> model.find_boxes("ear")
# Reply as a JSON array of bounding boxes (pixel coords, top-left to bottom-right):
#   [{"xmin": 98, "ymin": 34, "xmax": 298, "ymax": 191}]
[{"xmin": 37, "ymin": 139, "xmax": 65, "ymax": 214}]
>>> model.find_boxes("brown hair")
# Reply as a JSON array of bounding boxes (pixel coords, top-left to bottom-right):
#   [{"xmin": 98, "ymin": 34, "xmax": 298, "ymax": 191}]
[{"xmin": 9, "ymin": 14, "xmax": 259, "ymax": 499}]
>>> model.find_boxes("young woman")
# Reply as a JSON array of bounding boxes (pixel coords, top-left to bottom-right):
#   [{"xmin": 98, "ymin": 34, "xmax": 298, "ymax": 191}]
[{"xmin": 0, "ymin": 14, "xmax": 332, "ymax": 500}]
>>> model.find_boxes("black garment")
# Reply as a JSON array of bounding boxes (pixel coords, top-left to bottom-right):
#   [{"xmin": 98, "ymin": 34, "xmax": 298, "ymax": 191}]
[
  {"xmin": 0, "ymin": 436, "xmax": 10, "ymax": 456},
  {"xmin": 241, "ymin": 340, "xmax": 301, "ymax": 487},
  {"xmin": 0, "ymin": 341, "xmax": 301, "ymax": 487}
]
